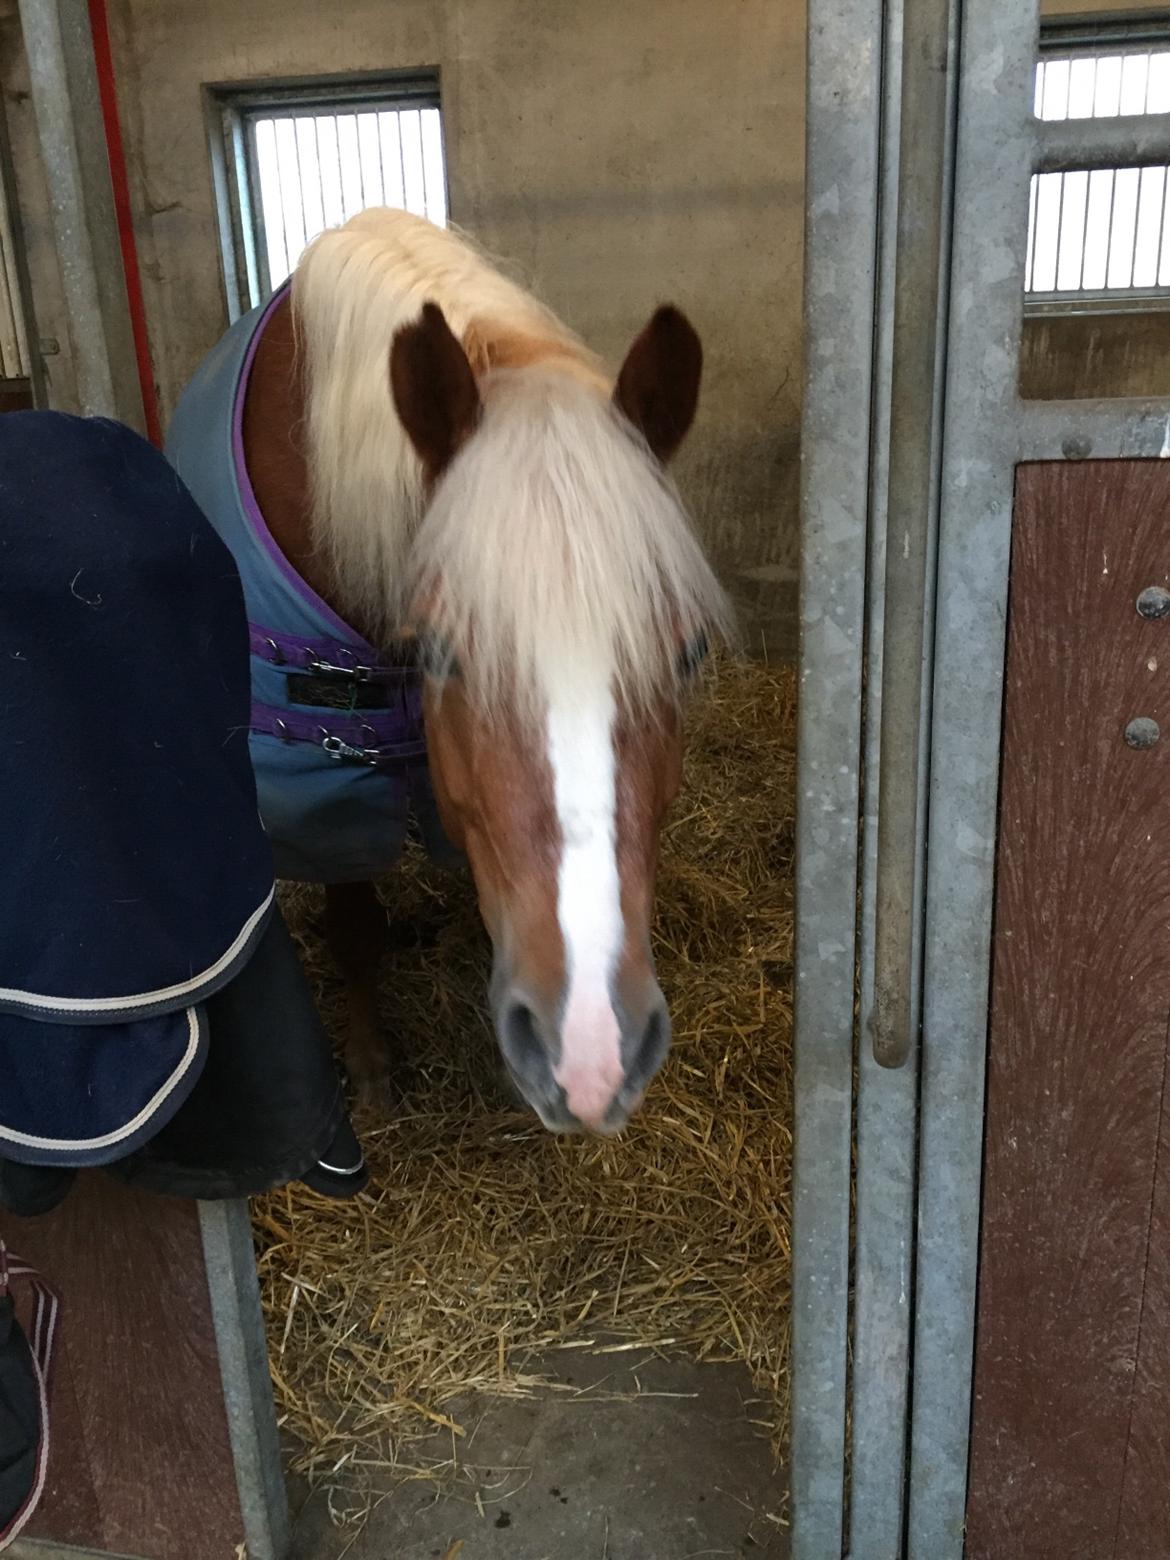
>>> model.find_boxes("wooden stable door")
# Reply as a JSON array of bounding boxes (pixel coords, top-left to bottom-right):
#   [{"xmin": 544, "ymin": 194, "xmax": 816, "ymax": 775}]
[
  {"xmin": 967, "ymin": 462, "xmax": 1170, "ymax": 1559},
  {"xmin": 7, "ymin": 1177, "xmax": 249, "ymax": 1559}
]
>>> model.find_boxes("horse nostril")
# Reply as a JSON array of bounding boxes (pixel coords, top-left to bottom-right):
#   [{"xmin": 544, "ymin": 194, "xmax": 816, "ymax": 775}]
[
  {"xmin": 503, "ymin": 1001, "xmax": 539, "ymax": 1067},
  {"xmin": 626, "ymin": 1000, "xmax": 672, "ymax": 1091},
  {"xmin": 501, "ymin": 999, "xmax": 555, "ymax": 1092}
]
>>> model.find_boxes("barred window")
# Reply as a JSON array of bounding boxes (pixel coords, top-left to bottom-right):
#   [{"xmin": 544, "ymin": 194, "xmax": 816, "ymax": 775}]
[
  {"xmin": 207, "ymin": 73, "xmax": 447, "ymax": 316},
  {"xmin": 1028, "ymin": 35, "xmax": 1170, "ymax": 309}
]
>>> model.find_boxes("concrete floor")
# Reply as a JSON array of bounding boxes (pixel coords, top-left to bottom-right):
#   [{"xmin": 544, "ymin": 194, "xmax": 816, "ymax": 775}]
[{"xmin": 290, "ymin": 1350, "xmax": 788, "ymax": 1560}]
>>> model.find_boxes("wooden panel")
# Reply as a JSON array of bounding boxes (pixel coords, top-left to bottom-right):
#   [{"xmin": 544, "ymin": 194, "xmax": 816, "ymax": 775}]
[
  {"xmin": 0, "ymin": 377, "xmax": 32, "ymax": 413},
  {"xmin": 1116, "ymin": 1010, "xmax": 1170, "ymax": 1556},
  {"xmin": 967, "ymin": 461, "xmax": 1170, "ymax": 1559},
  {"xmin": 5, "ymin": 1173, "xmax": 245, "ymax": 1560}
]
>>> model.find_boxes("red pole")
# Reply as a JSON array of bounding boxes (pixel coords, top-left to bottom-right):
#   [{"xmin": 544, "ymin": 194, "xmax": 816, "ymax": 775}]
[{"xmin": 85, "ymin": 0, "xmax": 162, "ymax": 446}]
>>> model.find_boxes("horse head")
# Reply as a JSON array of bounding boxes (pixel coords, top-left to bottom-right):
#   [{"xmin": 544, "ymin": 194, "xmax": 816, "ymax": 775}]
[{"xmin": 390, "ymin": 302, "xmax": 725, "ymax": 1133}]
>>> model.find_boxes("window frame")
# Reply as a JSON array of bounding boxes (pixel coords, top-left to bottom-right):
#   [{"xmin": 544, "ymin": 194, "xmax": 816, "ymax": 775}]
[
  {"xmin": 0, "ymin": 102, "xmax": 42, "ymax": 400},
  {"xmin": 1027, "ymin": 17, "xmax": 1170, "ymax": 317},
  {"xmin": 204, "ymin": 69, "xmax": 443, "ymax": 320}
]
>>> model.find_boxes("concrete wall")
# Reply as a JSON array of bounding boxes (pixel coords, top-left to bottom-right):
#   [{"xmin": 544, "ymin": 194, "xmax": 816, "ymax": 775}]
[
  {"xmin": 2, "ymin": 0, "xmax": 1164, "ymax": 654},
  {"xmin": 2, "ymin": 0, "xmax": 804, "ymax": 650}
]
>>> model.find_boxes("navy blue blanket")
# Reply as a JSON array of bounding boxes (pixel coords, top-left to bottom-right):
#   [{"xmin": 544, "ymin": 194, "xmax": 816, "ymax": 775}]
[
  {"xmin": 1, "ymin": 413, "xmax": 273, "ymax": 1015},
  {"xmin": 0, "ymin": 413, "xmax": 363, "ymax": 1201}
]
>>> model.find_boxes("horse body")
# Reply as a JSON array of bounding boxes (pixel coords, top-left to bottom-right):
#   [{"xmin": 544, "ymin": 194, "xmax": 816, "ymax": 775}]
[{"xmin": 177, "ymin": 208, "xmax": 728, "ymax": 1134}]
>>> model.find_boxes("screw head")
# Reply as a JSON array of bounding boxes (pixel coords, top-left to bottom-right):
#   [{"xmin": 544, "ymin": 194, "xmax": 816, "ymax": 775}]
[
  {"xmin": 1124, "ymin": 717, "xmax": 1161, "ymax": 750},
  {"xmin": 1137, "ymin": 586, "xmax": 1170, "ymax": 620}
]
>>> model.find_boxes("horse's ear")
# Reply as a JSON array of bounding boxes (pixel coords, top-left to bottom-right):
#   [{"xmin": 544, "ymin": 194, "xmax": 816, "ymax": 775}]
[
  {"xmin": 390, "ymin": 302, "xmax": 481, "ymax": 480},
  {"xmin": 614, "ymin": 305, "xmax": 702, "ymax": 464}
]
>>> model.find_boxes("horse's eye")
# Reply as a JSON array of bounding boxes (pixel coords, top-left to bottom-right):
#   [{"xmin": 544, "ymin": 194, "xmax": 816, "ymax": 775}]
[{"xmin": 677, "ymin": 629, "xmax": 709, "ymax": 682}]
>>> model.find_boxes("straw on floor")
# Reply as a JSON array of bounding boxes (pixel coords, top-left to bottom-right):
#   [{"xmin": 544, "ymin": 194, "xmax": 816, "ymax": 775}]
[{"xmin": 252, "ymin": 657, "xmax": 795, "ymax": 1508}]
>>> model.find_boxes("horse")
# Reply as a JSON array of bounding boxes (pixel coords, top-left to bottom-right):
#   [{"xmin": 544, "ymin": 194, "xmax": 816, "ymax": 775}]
[{"xmin": 167, "ymin": 208, "xmax": 729, "ymax": 1135}]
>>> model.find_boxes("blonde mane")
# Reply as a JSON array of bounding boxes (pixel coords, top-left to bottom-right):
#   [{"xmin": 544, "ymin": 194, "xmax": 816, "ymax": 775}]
[{"xmin": 292, "ymin": 208, "xmax": 729, "ymax": 720}]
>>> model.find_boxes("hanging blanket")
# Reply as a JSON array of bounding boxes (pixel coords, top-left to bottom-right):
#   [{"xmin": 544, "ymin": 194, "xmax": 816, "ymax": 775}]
[
  {"xmin": 0, "ymin": 411, "xmax": 365, "ymax": 1211},
  {"xmin": 166, "ymin": 284, "xmax": 452, "ymax": 883}
]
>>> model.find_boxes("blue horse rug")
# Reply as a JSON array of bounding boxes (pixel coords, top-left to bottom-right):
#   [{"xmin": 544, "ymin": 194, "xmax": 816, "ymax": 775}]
[
  {"xmin": 0, "ymin": 411, "xmax": 365, "ymax": 1215},
  {"xmin": 166, "ymin": 284, "xmax": 454, "ymax": 884}
]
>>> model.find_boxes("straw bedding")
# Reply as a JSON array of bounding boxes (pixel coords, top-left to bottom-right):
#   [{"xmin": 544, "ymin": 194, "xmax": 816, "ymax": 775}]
[{"xmin": 252, "ymin": 657, "xmax": 795, "ymax": 1509}]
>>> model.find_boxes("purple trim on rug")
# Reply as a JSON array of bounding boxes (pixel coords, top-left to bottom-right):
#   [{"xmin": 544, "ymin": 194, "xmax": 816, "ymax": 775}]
[
  {"xmin": 231, "ymin": 282, "xmax": 378, "ymax": 652},
  {"xmin": 251, "ymin": 700, "xmax": 427, "ymax": 763},
  {"xmin": 248, "ymin": 624, "xmax": 417, "ymax": 685}
]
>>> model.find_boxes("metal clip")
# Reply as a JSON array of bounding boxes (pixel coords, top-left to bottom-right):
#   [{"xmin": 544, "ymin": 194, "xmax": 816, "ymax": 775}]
[
  {"xmin": 306, "ymin": 653, "xmax": 375, "ymax": 682},
  {"xmin": 321, "ymin": 733, "xmax": 380, "ymax": 765}
]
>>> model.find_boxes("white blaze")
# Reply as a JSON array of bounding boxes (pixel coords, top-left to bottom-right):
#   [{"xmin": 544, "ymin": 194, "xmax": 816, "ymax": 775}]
[{"xmin": 546, "ymin": 686, "xmax": 624, "ymax": 1126}]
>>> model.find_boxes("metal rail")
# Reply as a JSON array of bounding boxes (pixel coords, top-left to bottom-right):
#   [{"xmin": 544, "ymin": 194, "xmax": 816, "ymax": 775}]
[
  {"xmin": 906, "ymin": 0, "xmax": 1039, "ymax": 1551},
  {"xmin": 869, "ymin": 0, "xmax": 957, "ymax": 1072},
  {"xmin": 791, "ymin": 0, "xmax": 884, "ymax": 1549},
  {"xmin": 848, "ymin": 0, "xmax": 925, "ymax": 1542},
  {"xmin": 16, "ymin": 0, "xmax": 143, "ymax": 428},
  {"xmin": 1036, "ymin": 112, "xmax": 1170, "ymax": 172},
  {"xmin": 1020, "ymin": 396, "xmax": 1170, "ymax": 460},
  {"xmin": 199, "ymin": 1202, "xmax": 291, "ymax": 1560}
]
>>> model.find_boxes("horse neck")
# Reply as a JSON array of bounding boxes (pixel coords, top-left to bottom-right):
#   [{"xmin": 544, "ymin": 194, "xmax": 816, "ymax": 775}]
[{"xmin": 240, "ymin": 292, "xmax": 383, "ymax": 646}]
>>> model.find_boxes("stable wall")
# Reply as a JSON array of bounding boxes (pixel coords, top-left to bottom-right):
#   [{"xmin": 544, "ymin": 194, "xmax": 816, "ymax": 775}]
[
  {"xmin": 2, "ymin": 0, "xmax": 1165, "ymax": 655},
  {"xmin": 2, "ymin": 0, "xmax": 804, "ymax": 651},
  {"xmin": 1022, "ymin": 311, "xmax": 1170, "ymax": 400}
]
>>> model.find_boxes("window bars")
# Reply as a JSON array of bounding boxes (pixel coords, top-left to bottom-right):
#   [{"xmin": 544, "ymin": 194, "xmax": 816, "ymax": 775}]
[
  {"xmin": 1028, "ymin": 47, "xmax": 1170, "ymax": 305},
  {"xmin": 207, "ymin": 75, "xmax": 447, "ymax": 313},
  {"xmin": 249, "ymin": 104, "xmax": 447, "ymax": 290}
]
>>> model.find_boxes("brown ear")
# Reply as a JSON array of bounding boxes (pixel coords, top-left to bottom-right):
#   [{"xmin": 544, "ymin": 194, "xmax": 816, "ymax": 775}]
[
  {"xmin": 390, "ymin": 302, "xmax": 481, "ymax": 480},
  {"xmin": 614, "ymin": 305, "xmax": 702, "ymax": 463}
]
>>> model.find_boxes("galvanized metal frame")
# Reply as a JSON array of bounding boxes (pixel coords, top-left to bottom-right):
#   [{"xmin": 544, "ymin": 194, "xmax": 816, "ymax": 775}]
[
  {"xmin": 198, "ymin": 1201, "xmax": 291, "ymax": 1560},
  {"xmin": 791, "ymin": 1, "xmax": 884, "ymax": 1551},
  {"xmin": 851, "ymin": 0, "xmax": 957, "ymax": 1541},
  {"xmin": 848, "ymin": 0, "xmax": 917, "ymax": 1541},
  {"xmin": 799, "ymin": 0, "xmax": 1170, "ymax": 1554},
  {"xmin": 16, "ymin": 0, "xmax": 144, "ymax": 430},
  {"xmin": 1026, "ymin": 290, "xmax": 1170, "ymax": 316},
  {"xmin": 907, "ymin": 0, "xmax": 1039, "ymax": 1552},
  {"xmin": 868, "ymin": 0, "xmax": 958, "ymax": 1078},
  {"xmin": 1041, "ymin": 15, "xmax": 1170, "ymax": 53},
  {"xmin": 1036, "ymin": 113, "xmax": 1170, "ymax": 171},
  {"xmin": 1021, "ymin": 396, "xmax": 1170, "ymax": 458},
  {"xmin": 203, "ymin": 89, "xmax": 262, "ymax": 324}
]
